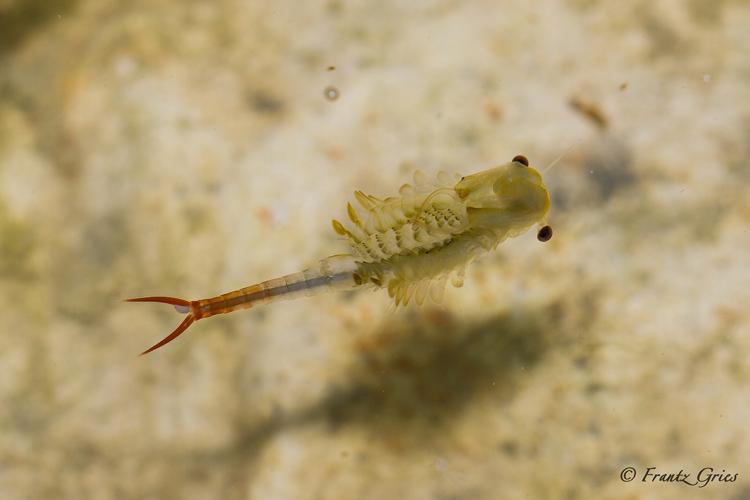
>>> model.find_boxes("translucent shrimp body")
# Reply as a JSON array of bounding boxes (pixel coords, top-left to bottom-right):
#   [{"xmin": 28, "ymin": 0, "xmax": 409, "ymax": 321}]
[{"xmin": 128, "ymin": 155, "xmax": 552, "ymax": 354}]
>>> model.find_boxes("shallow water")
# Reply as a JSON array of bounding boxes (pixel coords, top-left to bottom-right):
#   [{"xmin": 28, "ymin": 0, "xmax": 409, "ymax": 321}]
[{"xmin": 1, "ymin": 1, "xmax": 749, "ymax": 499}]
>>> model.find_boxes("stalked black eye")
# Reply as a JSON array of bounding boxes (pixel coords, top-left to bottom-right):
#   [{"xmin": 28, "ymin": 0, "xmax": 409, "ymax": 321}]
[
  {"xmin": 512, "ymin": 154, "xmax": 529, "ymax": 167},
  {"xmin": 537, "ymin": 225, "xmax": 553, "ymax": 242}
]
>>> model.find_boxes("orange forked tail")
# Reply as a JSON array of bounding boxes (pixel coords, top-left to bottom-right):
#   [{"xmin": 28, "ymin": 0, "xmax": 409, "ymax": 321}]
[{"xmin": 125, "ymin": 296, "xmax": 197, "ymax": 355}]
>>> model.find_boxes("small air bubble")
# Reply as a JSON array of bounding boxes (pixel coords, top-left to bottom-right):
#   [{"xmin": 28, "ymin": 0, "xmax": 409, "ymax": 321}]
[
  {"xmin": 324, "ymin": 86, "xmax": 340, "ymax": 101},
  {"xmin": 703, "ymin": 74, "xmax": 711, "ymax": 83},
  {"xmin": 174, "ymin": 305, "xmax": 190, "ymax": 314}
]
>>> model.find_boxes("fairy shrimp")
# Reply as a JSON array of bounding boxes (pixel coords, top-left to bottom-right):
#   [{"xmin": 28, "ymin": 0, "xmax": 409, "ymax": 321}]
[{"xmin": 128, "ymin": 155, "xmax": 552, "ymax": 355}]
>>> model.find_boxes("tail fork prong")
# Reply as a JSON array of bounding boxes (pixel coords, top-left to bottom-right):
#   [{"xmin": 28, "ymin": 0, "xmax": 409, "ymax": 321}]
[
  {"xmin": 126, "ymin": 296, "xmax": 191, "ymax": 311},
  {"xmin": 139, "ymin": 314, "xmax": 196, "ymax": 356},
  {"xmin": 126, "ymin": 295, "xmax": 198, "ymax": 355}
]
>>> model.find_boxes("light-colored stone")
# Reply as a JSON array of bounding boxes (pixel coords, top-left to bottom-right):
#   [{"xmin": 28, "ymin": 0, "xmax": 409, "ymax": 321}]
[{"xmin": 1, "ymin": 1, "xmax": 748, "ymax": 498}]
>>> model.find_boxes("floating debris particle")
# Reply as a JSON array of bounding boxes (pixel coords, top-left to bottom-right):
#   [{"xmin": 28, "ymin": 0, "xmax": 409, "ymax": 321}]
[
  {"xmin": 250, "ymin": 90, "xmax": 284, "ymax": 114},
  {"xmin": 484, "ymin": 100, "xmax": 502, "ymax": 121},
  {"xmin": 327, "ymin": 65, "xmax": 336, "ymax": 71},
  {"xmin": 619, "ymin": 82, "xmax": 628, "ymax": 91},
  {"xmin": 569, "ymin": 96, "xmax": 608, "ymax": 130}
]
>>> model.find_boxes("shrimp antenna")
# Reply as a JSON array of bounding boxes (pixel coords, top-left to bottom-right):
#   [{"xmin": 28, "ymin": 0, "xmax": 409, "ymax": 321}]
[{"xmin": 543, "ymin": 141, "xmax": 579, "ymax": 174}]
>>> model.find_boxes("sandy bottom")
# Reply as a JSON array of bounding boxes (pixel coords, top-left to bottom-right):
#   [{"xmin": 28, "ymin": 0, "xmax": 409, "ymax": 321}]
[{"xmin": 1, "ymin": 1, "xmax": 749, "ymax": 499}]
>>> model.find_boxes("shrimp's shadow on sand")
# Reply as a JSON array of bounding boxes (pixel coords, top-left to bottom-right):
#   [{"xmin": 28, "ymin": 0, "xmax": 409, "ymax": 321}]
[{"xmin": 225, "ymin": 300, "xmax": 571, "ymax": 459}]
